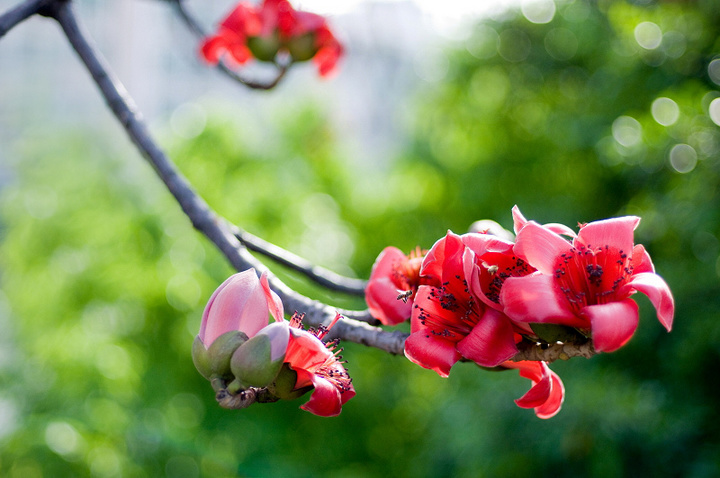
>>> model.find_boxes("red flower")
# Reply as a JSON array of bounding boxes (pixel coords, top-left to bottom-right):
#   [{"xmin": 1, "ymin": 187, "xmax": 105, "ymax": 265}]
[
  {"xmin": 200, "ymin": 0, "xmax": 343, "ymax": 77},
  {"xmin": 283, "ymin": 313, "xmax": 355, "ymax": 417},
  {"xmin": 404, "ymin": 231, "xmax": 534, "ymax": 377},
  {"xmin": 501, "ymin": 207, "xmax": 674, "ymax": 352},
  {"xmin": 365, "ymin": 246, "xmax": 427, "ymax": 326},
  {"xmin": 500, "ymin": 360, "xmax": 565, "ymax": 419}
]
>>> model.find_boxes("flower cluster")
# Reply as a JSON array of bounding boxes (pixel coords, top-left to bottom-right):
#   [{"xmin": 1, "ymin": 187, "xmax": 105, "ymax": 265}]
[
  {"xmin": 193, "ymin": 269, "xmax": 353, "ymax": 417},
  {"xmin": 365, "ymin": 206, "xmax": 674, "ymax": 418},
  {"xmin": 201, "ymin": 0, "xmax": 343, "ymax": 77}
]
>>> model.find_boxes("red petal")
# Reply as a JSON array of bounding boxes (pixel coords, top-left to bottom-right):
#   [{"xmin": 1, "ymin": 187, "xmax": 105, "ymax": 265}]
[
  {"xmin": 514, "ymin": 223, "xmax": 572, "ymax": 274},
  {"xmin": 500, "ymin": 274, "xmax": 583, "ymax": 326},
  {"xmin": 456, "ymin": 309, "xmax": 518, "ymax": 367},
  {"xmin": 624, "ymin": 272, "xmax": 674, "ymax": 332},
  {"xmin": 300, "ymin": 375, "xmax": 342, "ymax": 417},
  {"xmin": 534, "ymin": 369, "xmax": 565, "ymax": 419},
  {"xmin": 200, "ymin": 36, "xmax": 226, "ymax": 64},
  {"xmin": 365, "ymin": 278, "xmax": 411, "ymax": 325},
  {"xmin": 404, "ymin": 331, "xmax": 461, "ymax": 378},
  {"xmin": 583, "ymin": 299, "xmax": 639, "ymax": 352},
  {"xmin": 576, "ymin": 216, "xmax": 640, "ymax": 255},
  {"xmin": 631, "ymin": 244, "xmax": 655, "ymax": 274}
]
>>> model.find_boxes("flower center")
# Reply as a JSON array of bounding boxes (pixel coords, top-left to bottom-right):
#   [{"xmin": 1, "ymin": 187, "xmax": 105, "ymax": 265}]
[
  {"xmin": 554, "ymin": 244, "xmax": 633, "ymax": 313},
  {"xmin": 414, "ymin": 277, "xmax": 480, "ymax": 342},
  {"xmin": 484, "ymin": 255, "xmax": 534, "ymax": 303}
]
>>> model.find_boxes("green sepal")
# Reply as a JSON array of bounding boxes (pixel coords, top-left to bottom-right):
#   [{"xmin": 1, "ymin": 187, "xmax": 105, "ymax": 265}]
[
  {"xmin": 230, "ymin": 334, "xmax": 285, "ymax": 389},
  {"xmin": 529, "ymin": 323, "xmax": 585, "ymax": 344},
  {"xmin": 192, "ymin": 330, "xmax": 248, "ymax": 381},
  {"xmin": 286, "ymin": 33, "xmax": 318, "ymax": 62},
  {"xmin": 268, "ymin": 363, "xmax": 312, "ymax": 400},
  {"xmin": 247, "ymin": 34, "xmax": 281, "ymax": 62}
]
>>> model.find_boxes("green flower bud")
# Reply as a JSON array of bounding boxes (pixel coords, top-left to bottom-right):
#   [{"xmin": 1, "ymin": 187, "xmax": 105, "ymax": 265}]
[
  {"xmin": 286, "ymin": 32, "xmax": 318, "ymax": 62},
  {"xmin": 246, "ymin": 33, "xmax": 281, "ymax": 62},
  {"xmin": 192, "ymin": 330, "xmax": 248, "ymax": 381}
]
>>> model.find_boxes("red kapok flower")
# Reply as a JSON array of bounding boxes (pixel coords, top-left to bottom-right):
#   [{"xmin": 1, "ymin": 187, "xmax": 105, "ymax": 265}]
[
  {"xmin": 282, "ymin": 313, "xmax": 355, "ymax": 417},
  {"xmin": 200, "ymin": 0, "xmax": 343, "ymax": 77},
  {"xmin": 500, "ymin": 360, "xmax": 565, "ymax": 419},
  {"xmin": 365, "ymin": 246, "xmax": 428, "ymax": 326},
  {"xmin": 404, "ymin": 231, "xmax": 531, "ymax": 377},
  {"xmin": 501, "ymin": 207, "xmax": 674, "ymax": 353}
]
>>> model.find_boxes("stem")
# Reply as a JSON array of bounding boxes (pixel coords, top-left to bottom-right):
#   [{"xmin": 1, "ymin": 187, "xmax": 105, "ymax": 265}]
[
  {"xmin": 0, "ymin": 0, "xmax": 50, "ymax": 38},
  {"xmin": 170, "ymin": 0, "xmax": 288, "ymax": 90}
]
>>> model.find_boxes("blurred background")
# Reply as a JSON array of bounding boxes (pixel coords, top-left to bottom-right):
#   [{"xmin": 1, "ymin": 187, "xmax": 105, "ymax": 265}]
[{"xmin": 1, "ymin": 0, "xmax": 719, "ymax": 476}]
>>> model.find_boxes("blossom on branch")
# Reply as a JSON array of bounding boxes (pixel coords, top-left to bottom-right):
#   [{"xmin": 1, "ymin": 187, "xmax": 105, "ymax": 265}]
[
  {"xmin": 365, "ymin": 246, "xmax": 428, "ymax": 325},
  {"xmin": 500, "ymin": 360, "xmax": 565, "ymax": 419},
  {"xmin": 273, "ymin": 313, "xmax": 355, "ymax": 417},
  {"xmin": 404, "ymin": 231, "xmax": 535, "ymax": 376},
  {"xmin": 201, "ymin": 0, "xmax": 344, "ymax": 77},
  {"xmin": 501, "ymin": 206, "xmax": 674, "ymax": 352}
]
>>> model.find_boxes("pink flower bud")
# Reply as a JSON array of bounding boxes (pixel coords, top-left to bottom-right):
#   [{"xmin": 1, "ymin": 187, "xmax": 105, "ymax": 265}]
[{"xmin": 198, "ymin": 269, "xmax": 284, "ymax": 349}]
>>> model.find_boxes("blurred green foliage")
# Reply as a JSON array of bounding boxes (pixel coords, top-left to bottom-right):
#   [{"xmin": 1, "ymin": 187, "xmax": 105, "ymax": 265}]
[{"xmin": 2, "ymin": 0, "xmax": 720, "ymax": 476}]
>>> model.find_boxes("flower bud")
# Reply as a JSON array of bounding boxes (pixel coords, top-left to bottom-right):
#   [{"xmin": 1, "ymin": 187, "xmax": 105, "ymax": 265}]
[
  {"xmin": 269, "ymin": 363, "xmax": 312, "ymax": 400},
  {"xmin": 192, "ymin": 330, "xmax": 248, "ymax": 381},
  {"xmin": 286, "ymin": 32, "xmax": 318, "ymax": 62},
  {"xmin": 246, "ymin": 33, "xmax": 281, "ymax": 62},
  {"xmin": 230, "ymin": 321, "xmax": 289, "ymax": 389}
]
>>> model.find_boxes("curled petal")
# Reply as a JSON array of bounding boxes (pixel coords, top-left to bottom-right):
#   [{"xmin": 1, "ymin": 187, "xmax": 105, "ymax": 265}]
[
  {"xmin": 300, "ymin": 373, "xmax": 342, "ymax": 417},
  {"xmin": 583, "ymin": 299, "xmax": 639, "ymax": 352},
  {"xmin": 456, "ymin": 309, "xmax": 518, "ymax": 367},
  {"xmin": 259, "ymin": 272, "xmax": 284, "ymax": 322},
  {"xmin": 500, "ymin": 274, "xmax": 584, "ymax": 327},
  {"xmin": 623, "ymin": 272, "xmax": 674, "ymax": 332},
  {"xmin": 631, "ymin": 244, "xmax": 655, "ymax": 274},
  {"xmin": 503, "ymin": 360, "xmax": 565, "ymax": 419}
]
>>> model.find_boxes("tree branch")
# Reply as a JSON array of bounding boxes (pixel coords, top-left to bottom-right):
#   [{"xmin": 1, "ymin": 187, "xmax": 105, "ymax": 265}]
[
  {"xmin": 512, "ymin": 340, "xmax": 597, "ymax": 363},
  {"xmin": 0, "ymin": 0, "xmax": 51, "ymax": 38},
  {"xmin": 44, "ymin": 0, "xmax": 383, "ymax": 344},
  {"xmin": 232, "ymin": 225, "xmax": 367, "ymax": 295},
  {"xmin": 169, "ymin": 0, "xmax": 288, "ymax": 90}
]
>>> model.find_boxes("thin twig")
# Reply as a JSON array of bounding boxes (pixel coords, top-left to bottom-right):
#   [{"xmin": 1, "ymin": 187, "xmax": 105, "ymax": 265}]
[
  {"xmin": 0, "ymin": 0, "xmax": 50, "ymax": 38},
  {"xmin": 233, "ymin": 225, "xmax": 367, "ymax": 295},
  {"xmin": 170, "ymin": 0, "xmax": 288, "ymax": 90}
]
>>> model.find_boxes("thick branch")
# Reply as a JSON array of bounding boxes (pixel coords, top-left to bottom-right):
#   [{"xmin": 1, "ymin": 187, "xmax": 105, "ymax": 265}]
[
  {"xmin": 169, "ymin": 0, "xmax": 288, "ymax": 90},
  {"xmin": 45, "ymin": 0, "xmax": 381, "ymax": 342},
  {"xmin": 233, "ymin": 225, "xmax": 367, "ymax": 295},
  {"xmin": 511, "ymin": 340, "xmax": 597, "ymax": 363},
  {"xmin": 0, "ymin": 0, "xmax": 50, "ymax": 37}
]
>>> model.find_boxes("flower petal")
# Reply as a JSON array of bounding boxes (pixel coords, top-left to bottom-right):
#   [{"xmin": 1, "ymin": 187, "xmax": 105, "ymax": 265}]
[
  {"xmin": 514, "ymin": 223, "xmax": 572, "ymax": 275},
  {"xmin": 300, "ymin": 375, "xmax": 343, "ymax": 417},
  {"xmin": 404, "ymin": 331, "xmax": 461, "ymax": 378},
  {"xmin": 631, "ymin": 244, "xmax": 655, "ymax": 274},
  {"xmin": 260, "ymin": 272, "xmax": 284, "ymax": 322},
  {"xmin": 623, "ymin": 272, "xmax": 674, "ymax": 332},
  {"xmin": 456, "ymin": 309, "xmax": 518, "ymax": 367},
  {"xmin": 534, "ymin": 369, "xmax": 564, "ymax": 419},
  {"xmin": 576, "ymin": 216, "xmax": 640, "ymax": 254},
  {"xmin": 500, "ymin": 274, "xmax": 584, "ymax": 327},
  {"xmin": 365, "ymin": 278, "xmax": 412, "ymax": 325},
  {"xmin": 583, "ymin": 299, "xmax": 639, "ymax": 352}
]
